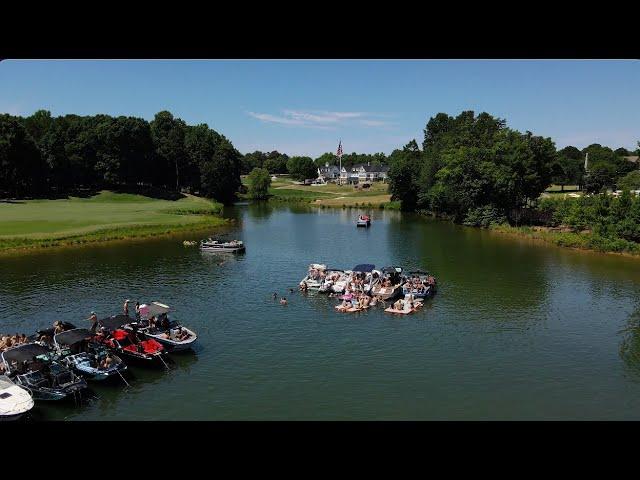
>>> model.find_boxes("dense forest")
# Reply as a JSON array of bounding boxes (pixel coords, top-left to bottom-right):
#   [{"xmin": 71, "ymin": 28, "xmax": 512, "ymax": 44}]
[
  {"xmin": 0, "ymin": 110, "xmax": 242, "ymax": 203},
  {"xmin": 386, "ymin": 111, "xmax": 639, "ymax": 218},
  {"xmin": 2, "ymin": 109, "xmax": 638, "ymax": 216}
]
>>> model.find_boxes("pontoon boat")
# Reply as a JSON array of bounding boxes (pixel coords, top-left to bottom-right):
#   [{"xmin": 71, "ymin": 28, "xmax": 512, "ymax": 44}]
[{"xmin": 200, "ymin": 239, "xmax": 245, "ymax": 253}]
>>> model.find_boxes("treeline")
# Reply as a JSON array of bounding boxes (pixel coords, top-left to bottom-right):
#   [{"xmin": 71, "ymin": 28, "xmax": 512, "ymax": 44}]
[
  {"xmin": 240, "ymin": 149, "xmax": 388, "ymax": 178},
  {"xmin": 0, "ymin": 110, "xmax": 242, "ymax": 203},
  {"xmin": 535, "ymin": 192, "xmax": 640, "ymax": 253},
  {"xmin": 387, "ymin": 111, "xmax": 640, "ymax": 222}
]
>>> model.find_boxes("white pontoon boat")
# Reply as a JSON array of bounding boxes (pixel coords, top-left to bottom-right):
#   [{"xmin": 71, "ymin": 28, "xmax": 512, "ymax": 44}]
[{"xmin": 200, "ymin": 239, "xmax": 245, "ymax": 253}]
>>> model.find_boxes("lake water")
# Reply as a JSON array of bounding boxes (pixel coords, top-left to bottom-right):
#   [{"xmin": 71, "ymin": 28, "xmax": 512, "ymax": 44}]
[{"xmin": 2, "ymin": 204, "xmax": 640, "ymax": 420}]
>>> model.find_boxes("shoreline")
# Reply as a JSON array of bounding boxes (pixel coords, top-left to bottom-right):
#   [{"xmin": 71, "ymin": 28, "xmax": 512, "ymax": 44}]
[
  {"xmin": 0, "ymin": 217, "xmax": 231, "ymax": 257},
  {"xmin": 487, "ymin": 224, "xmax": 640, "ymax": 259}
]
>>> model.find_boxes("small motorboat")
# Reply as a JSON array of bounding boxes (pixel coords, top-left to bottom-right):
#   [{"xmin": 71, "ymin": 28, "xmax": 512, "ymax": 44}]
[
  {"xmin": 95, "ymin": 315, "xmax": 169, "ymax": 368},
  {"xmin": 32, "ymin": 321, "xmax": 77, "ymax": 341},
  {"xmin": 54, "ymin": 328, "xmax": 128, "ymax": 383},
  {"xmin": 200, "ymin": 238, "xmax": 245, "ymax": 253},
  {"xmin": 402, "ymin": 270, "xmax": 437, "ymax": 299},
  {"xmin": 356, "ymin": 215, "xmax": 371, "ymax": 227},
  {"xmin": 1, "ymin": 343, "xmax": 87, "ymax": 401},
  {"xmin": 0, "ymin": 374, "xmax": 34, "ymax": 421},
  {"xmin": 125, "ymin": 302, "xmax": 197, "ymax": 352},
  {"xmin": 299, "ymin": 263, "xmax": 327, "ymax": 290},
  {"xmin": 370, "ymin": 266, "xmax": 405, "ymax": 301}
]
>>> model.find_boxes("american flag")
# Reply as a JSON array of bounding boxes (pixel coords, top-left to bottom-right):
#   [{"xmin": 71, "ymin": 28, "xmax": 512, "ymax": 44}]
[{"xmin": 337, "ymin": 140, "xmax": 343, "ymax": 157}]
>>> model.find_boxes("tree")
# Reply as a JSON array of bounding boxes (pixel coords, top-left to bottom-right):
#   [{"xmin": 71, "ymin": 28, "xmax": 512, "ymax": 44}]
[
  {"xmin": 263, "ymin": 151, "xmax": 289, "ymax": 174},
  {"xmin": 315, "ymin": 152, "xmax": 337, "ymax": 166},
  {"xmin": 150, "ymin": 111, "xmax": 186, "ymax": 190},
  {"xmin": 286, "ymin": 156, "xmax": 317, "ymax": 181},
  {"xmin": 388, "ymin": 141, "xmax": 421, "ymax": 211},
  {"xmin": 22, "ymin": 110, "xmax": 53, "ymax": 145},
  {"xmin": 618, "ymin": 171, "xmax": 640, "ymax": 191},
  {"xmin": 247, "ymin": 167, "xmax": 271, "ymax": 199},
  {"xmin": 184, "ymin": 124, "xmax": 221, "ymax": 192},
  {"xmin": 241, "ymin": 151, "xmax": 267, "ymax": 174},
  {"xmin": 200, "ymin": 139, "xmax": 242, "ymax": 204},
  {"xmin": 0, "ymin": 114, "xmax": 49, "ymax": 197}
]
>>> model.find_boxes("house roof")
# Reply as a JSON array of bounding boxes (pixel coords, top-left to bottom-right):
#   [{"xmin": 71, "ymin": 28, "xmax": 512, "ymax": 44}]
[
  {"xmin": 318, "ymin": 165, "xmax": 340, "ymax": 173},
  {"xmin": 348, "ymin": 163, "xmax": 389, "ymax": 173},
  {"xmin": 623, "ymin": 156, "xmax": 640, "ymax": 163}
]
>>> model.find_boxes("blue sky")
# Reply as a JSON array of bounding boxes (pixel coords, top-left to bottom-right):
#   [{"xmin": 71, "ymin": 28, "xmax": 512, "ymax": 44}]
[{"xmin": 0, "ymin": 60, "xmax": 638, "ymax": 156}]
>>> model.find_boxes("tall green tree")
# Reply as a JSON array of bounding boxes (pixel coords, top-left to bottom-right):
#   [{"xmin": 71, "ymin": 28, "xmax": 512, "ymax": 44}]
[
  {"xmin": 286, "ymin": 156, "xmax": 317, "ymax": 181},
  {"xmin": 200, "ymin": 139, "xmax": 242, "ymax": 203},
  {"xmin": 150, "ymin": 111, "xmax": 186, "ymax": 190},
  {"xmin": 0, "ymin": 114, "xmax": 49, "ymax": 197},
  {"xmin": 247, "ymin": 167, "xmax": 271, "ymax": 199},
  {"xmin": 388, "ymin": 140, "xmax": 421, "ymax": 211}
]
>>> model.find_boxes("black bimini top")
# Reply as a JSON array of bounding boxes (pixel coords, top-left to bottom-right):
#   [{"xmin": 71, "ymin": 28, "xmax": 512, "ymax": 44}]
[
  {"xmin": 352, "ymin": 264, "xmax": 375, "ymax": 273},
  {"xmin": 54, "ymin": 328, "xmax": 92, "ymax": 346},
  {"xmin": 409, "ymin": 270, "xmax": 429, "ymax": 275},
  {"xmin": 382, "ymin": 266, "xmax": 403, "ymax": 274},
  {"xmin": 2, "ymin": 343, "xmax": 50, "ymax": 363},
  {"xmin": 98, "ymin": 315, "xmax": 131, "ymax": 331}
]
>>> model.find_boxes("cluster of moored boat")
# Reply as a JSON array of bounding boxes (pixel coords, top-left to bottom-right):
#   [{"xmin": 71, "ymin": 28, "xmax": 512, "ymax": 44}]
[
  {"xmin": 0, "ymin": 301, "xmax": 197, "ymax": 421},
  {"xmin": 299, "ymin": 263, "xmax": 437, "ymax": 315}
]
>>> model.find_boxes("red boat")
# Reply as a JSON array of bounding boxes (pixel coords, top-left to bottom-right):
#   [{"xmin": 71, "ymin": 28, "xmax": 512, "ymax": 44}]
[
  {"xmin": 95, "ymin": 315, "xmax": 169, "ymax": 368},
  {"xmin": 356, "ymin": 215, "xmax": 371, "ymax": 227}
]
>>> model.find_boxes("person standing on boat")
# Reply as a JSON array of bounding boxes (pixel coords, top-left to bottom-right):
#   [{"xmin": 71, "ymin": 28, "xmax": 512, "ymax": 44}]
[
  {"xmin": 134, "ymin": 302, "xmax": 141, "ymax": 321},
  {"xmin": 87, "ymin": 311, "xmax": 98, "ymax": 333},
  {"xmin": 123, "ymin": 299, "xmax": 130, "ymax": 316}
]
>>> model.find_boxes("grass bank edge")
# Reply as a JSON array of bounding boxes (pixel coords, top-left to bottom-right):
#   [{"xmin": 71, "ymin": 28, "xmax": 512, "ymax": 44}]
[
  {"xmin": 489, "ymin": 224, "xmax": 640, "ymax": 257},
  {"xmin": 0, "ymin": 216, "xmax": 230, "ymax": 254}
]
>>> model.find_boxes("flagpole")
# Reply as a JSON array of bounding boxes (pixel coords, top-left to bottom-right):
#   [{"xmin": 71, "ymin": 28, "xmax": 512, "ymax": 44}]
[{"xmin": 338, "ymin": 139, "xmax": 342, "ymax": 185}]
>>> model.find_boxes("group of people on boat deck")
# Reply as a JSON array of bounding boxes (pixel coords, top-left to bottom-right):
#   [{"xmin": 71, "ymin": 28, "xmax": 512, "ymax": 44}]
[
  {"xmin": 0, "ymin": 333, "xmax": 29, "ymax": 353},
  {"xmin": 336, "ymin": 291, "xmax": 384, "ymax": 311},
  {"xmin": 393, "ymin": 295, "xmax": 418, "ymax": 312},
  {"xmin": 403, "ymin": 275, "xmax": 436, "ymax": 293}
]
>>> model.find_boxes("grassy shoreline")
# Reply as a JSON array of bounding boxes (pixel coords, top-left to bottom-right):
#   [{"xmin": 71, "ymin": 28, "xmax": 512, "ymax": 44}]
[
  {"xmin": 242, "ymin": 176, "xmax": 394, "ymax": 208},
  {"xmin": 488, "ymin": 224, "xmax": 640, "ymax": 258},
  {"xmin": 0, "ymin": 191, "xmax": 229, "ymax": 255}
]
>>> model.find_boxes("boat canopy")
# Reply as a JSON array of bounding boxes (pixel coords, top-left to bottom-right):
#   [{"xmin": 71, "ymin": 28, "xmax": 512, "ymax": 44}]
[
  {"xmin": 2, "ymin": 343, "xmax": 50, "ymax": 364},
  {"xmin": 98, "ymin": 315, "xmax": 130, "ymax": 331},
  {"xmin": 140, "ymin": 302, "xmax": 170, "ymax": 318},
  {"xmin": 382, "ymin": 266, "xmax": 403, "ymax": 274},
  {"xmin": 54, "ymin": 328, "xmax": 92, "ymax": 346},
  {"xmin": 309, "ymin": 263, "xmax": 326, "ymax": 271},
  {"xmin": 352, "ymin": 264, "xmax": 375, "ymax": 273}
]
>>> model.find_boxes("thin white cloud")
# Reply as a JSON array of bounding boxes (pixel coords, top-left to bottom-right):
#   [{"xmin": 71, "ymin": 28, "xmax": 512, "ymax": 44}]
[
  {"xmin": 247, "ymin": 112, "xmax": 303, "ymax": 125},
  {"xmin": 247, "ymin": 109, "xmax": 394, "ymax": 129},
  {"xmin": 359, "ymin": 119, "xmax": 394, "ymax": 127}
]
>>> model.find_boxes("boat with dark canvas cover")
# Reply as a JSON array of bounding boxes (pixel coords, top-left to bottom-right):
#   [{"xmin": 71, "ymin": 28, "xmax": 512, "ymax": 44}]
[
  {"xmin": 54, "ymin": 328, "xmax": 128, "ymax": 382},
  {"xmin": 1, "ymin": 343, "xmax": 87, "ymax": 401}
]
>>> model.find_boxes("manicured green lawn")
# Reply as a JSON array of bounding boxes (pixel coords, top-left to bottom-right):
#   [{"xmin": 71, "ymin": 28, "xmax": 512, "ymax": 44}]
[
  {"xmin": 0, "ymin": 191, "xmax": 226, "ymax": 252},
  {"xmin": 245, "ymin": 177, "xmax": 392, "ymax": 206}
]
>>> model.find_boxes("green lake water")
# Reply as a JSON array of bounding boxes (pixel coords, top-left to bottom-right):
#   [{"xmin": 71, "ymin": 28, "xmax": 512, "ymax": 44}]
[{"xmin": 2, "ymin": 204, "xmax": 640, "ymax": 420}]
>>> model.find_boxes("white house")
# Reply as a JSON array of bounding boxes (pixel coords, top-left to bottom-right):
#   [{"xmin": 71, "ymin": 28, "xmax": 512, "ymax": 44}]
[
  {"xmin": 318, "ymin": 163, "xmax": 341, "ymax": 183},
  {"xmin": 340, "ymin": 162, "xmax": 389, "ymax": 184}
]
